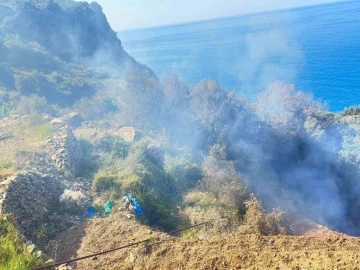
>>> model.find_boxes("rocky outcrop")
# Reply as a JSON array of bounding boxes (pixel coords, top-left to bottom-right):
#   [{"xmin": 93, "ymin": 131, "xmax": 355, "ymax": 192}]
[
  {"xmin": 117, "ymin": 126, "xmax": 137, "ymax": 142},
  {"xmin": 0, "ymin": 171, "xmax": 62, "ymax": 236},
  {"xmin": 0, "ymin": 0, "xmax": 154, "ymax": 76}
]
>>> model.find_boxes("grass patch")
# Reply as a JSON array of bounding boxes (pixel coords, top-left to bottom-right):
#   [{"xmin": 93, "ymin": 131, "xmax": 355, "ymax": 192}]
[
  {"xmin": 15, "ymin": 123, "xmax": 52, "ymax": 142},
  {"xmin": 179, "ymin": 229, "xmax": 199, "ymax": 239},
  {"xmin": 93, "ymin": 171, "xmax": 121, "ymax": 196},
  {"xmin": 0, "ymin": 215, "xmax": 44, "ymax": 269},
  {"xmin": 14, "ymin": 115, "xmax": 53, "ymax": 143},
  {"xmin": 0, "ymin": 157, "xmax": 15, "ymax": 175}
]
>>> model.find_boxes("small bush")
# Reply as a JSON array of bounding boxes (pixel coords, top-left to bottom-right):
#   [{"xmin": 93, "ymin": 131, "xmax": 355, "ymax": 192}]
[
  {"xmin": 92, "ymin": 171, "xmax": 121, "ymax": 195},
  {"xmin": 95, "ymin": 136, "xmax": 130, "ymax": 158},
  {"xmin": 76, "ymin": 139, "xmax": 99, "ymax": 178},
  {"xmin": 73, "ymin": 96, "xmax": 118, "ymax": 120},
  {"xmin": 163, "ymin": 154, "xmax": 202, "ymax": 191},
  {"xmin": 182, "ymin": 151, "xmax": 250, "ymax": 235},
  {"xmin": 240, "ymin": 195, "xmax": 286, "ymax": 235},
  {"xmin": 0, "ymin": 100, "xmax": 16, "ymax": 117},
  {"xmin": 135, "ymin": 189, "xmax": 178, "ymax": 231}
]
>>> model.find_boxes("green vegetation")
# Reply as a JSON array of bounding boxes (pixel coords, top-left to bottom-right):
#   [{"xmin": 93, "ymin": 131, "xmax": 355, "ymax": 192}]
[
  {"xmin": 95, "ymin": 136, "xmax": 130, "ymax": 158},
  {"xmin": 0, "ymin": 101, "xmax": 15, "ymax": 117},
  {"xmin": 0, "ymin": 157, "xmax": 15, "ymax": 175},
  {"xmin": 14, "ymin": 115, "xmax": 52, "ymax": 142},
  {"xmin": 88, "ymin": 137, "xmax": 203, "ymax": 230},
  {"xmin": 76, "ymin": 139, "xmax": 99, "ymax": 178},
  {"xmin": 0, "ymin": 158, "xmax": 14, "ymax": 170},
  {"xmin": 0, "ymin": 215, "xmax": 44, "ymax": 270}
]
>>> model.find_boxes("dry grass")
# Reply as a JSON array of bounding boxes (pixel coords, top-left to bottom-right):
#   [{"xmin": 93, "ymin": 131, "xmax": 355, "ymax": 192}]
[
  {"xmin": 239, "ymin": 195, "xmax": 286, "ymax": 235},
  {"xmin": 0, "ymin": 158, "xmax": 16, "ymax": 177},
  {"xmin": 0, "ymin": 117, "xmax": 51, "ymax": 173}
]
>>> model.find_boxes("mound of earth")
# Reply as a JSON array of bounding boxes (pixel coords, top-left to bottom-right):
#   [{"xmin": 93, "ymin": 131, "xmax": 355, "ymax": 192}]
[{"xmin": 53, "ymin": 213, "xmax": 360, "ymax": 270}]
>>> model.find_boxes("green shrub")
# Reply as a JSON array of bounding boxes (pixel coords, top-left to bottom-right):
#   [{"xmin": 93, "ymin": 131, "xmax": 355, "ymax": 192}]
[
  {"xmin": 0, "ymin": 100, "xmax": 15, "ymax": 117},
  {"xmin": 93, "ymin": 202, "xmax": 105, "ymax": 215},
  {"xmin": 76, "ymin": 139, "xmax": 99, "ymax": 178},
  {"xmin": 95, "ymin": 136, "xmax": 130, "ymax": 158},
  {"xmin": 14, "ymin": 94, "xmax": 56, "ymax": 116},
  {"xmin": 92, "ymin": 171, "xmax": 121, "ymax": 195},
  {"xmin": 73, "ymin": 96, "xmax": 118, "ymax": 120},
  {"xmin": 134, "ymin": 189, "xmax": 178, "ymax": 231},
  {"xmin": 163, "ymin": 154, "xmax": 202, "ymax": 191},
  {"xmin": 0, "ymin": 215, "xmax": 44, "ymax": 269},
  {"xmin": 92, "ymin": 138, "xmax": 197, "ymax": 231}
]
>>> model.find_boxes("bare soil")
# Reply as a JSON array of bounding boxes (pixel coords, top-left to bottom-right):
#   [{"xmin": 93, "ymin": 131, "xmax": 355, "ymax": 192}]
[{"xmin": 53, "ymin": 213, "xmax": 360, "ymax": 270}]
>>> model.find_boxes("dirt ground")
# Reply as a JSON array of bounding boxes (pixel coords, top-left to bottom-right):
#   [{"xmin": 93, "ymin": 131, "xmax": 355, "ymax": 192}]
[{"xmin": 52, "ymin": 213, "xmax": 360, "ymax": 270}]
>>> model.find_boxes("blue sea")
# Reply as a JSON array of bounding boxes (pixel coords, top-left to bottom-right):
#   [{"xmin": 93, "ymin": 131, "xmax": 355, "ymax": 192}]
[{"xmin": 119, "ymin": 1, "xmax": 360, "ymax": 112}]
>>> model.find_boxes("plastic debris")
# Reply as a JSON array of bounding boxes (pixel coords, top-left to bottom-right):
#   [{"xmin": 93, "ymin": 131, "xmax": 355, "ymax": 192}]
[
  {"xmin": 86, "ymin": 206, "xmax": 99, "ymax": 217},
  {"xmin": 104, "ymin": 200, "xmax": 113, "ymax": 214},
  {"xmin": 122, "ymin": 194, "xmax": 144, "ymax": 216}
]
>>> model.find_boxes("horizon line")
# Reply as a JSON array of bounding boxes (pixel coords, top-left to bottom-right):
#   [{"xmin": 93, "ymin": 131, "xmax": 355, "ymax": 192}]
[{"xmin": 117, "ymin": 0, "xmax": 352, "ymax": 32}]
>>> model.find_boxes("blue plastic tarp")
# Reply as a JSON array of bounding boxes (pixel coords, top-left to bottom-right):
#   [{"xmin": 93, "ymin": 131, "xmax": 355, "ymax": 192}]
[
  {"xmin": 122, "ymin": 194, "xmax": 144, "ymax": 216},
  {"xmin": 86, "ymin": 206, "xmax": 99, "ymax": 217}
]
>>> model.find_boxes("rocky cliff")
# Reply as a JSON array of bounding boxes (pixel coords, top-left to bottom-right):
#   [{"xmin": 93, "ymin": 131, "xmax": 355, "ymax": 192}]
[
  {"xmin": 0, "ymin": 0, "xmax": 155, "ymax": 106},
  {"xmin": 0, "ymin": 0, "xmax": 153, "ymax": 74}
]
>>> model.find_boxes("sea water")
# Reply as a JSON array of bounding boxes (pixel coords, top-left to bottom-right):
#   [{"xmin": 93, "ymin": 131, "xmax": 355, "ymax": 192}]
[{"xmin": 119, "ymin": 1, "xmax": 360, "ymax": 112}]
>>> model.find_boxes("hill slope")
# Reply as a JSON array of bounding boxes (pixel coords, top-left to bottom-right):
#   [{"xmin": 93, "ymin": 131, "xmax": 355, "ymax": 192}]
[
  {"xmin": 0, "ymin": 0, "xmax": 154, "ymax": 105},
  {"xmin": 53, "ymin": 213, "xmax": 360, "ymax": 270}
]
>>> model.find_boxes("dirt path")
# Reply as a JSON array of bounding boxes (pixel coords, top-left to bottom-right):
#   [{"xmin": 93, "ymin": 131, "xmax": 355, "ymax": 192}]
[{"xmin": 53, "ymin": 213, "xmax": 360, "ymax": 270}]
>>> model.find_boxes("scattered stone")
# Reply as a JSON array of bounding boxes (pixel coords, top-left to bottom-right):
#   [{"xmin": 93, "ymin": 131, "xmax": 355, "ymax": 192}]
[
  {"xmin": 36, "ymin": 250, "xmax": 43, "ymax": 258},
  {"xmin": 62, "ymin": 112, "xmax": 84, "ymax": 128},
  {"xmin": 56, "ymin": 264, "xmax": 72, "ymax": 270},
  {"xmin": 117, "ymin": 126, "xmax": 137, "ymax": 142},
  {"xmin": 45, "ymin": 259, "xmax": 54, "ymax": 264},
  {"xmin": 50, "ymin": 118, "xmax": 65, "ymax": 127},
  {"xmin": 27, "ymin": 244, "xmax": 36, "ymax": 254},
  {"xmin": 59, "ymin": 189, "xmax": 89, "ymax": 209},
  {"xmin": 1, "ymin": 171, "xmax": 62, "ymax": 236}
]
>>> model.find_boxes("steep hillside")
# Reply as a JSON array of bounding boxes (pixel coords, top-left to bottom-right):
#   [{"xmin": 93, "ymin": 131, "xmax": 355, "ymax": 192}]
[{"xmin": 0, "ymin": 0, "xmax": 154, "ymax": 105}]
